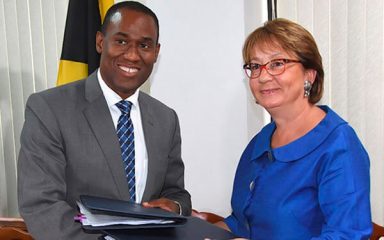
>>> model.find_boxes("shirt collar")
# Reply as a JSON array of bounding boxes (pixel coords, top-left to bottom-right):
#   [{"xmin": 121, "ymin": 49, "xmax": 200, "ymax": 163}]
[
  {"xmin": 97, "ymin": 69, "xmax": 139, "ymax": 108},
  {"xmin": 250, "ymin": 106, "xmax": 347, "ymax": 162}
]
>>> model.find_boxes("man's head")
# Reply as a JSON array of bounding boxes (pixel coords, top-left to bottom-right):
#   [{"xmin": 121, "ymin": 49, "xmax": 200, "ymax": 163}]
[
  {"xmin": 96, "ymin": 1, "xmax": 160, "ymax": 99},
  {"xmin": 101, "ymin": 1, "xmax": 159, "ymax": 43}
]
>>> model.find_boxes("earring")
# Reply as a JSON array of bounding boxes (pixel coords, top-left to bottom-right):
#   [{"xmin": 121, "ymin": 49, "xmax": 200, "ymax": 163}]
[{"xmin": 304, "ymin": 80, "xmax": 312, "ymax": 98}]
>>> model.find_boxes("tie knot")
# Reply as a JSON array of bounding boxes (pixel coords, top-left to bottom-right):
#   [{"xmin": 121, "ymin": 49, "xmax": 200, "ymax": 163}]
[{"xmin": 116, "ymin": 100, "xmax": 132, "ymax": 115}]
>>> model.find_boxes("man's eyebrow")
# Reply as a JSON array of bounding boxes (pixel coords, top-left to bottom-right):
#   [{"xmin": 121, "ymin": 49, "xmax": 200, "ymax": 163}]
[
  {"xmin": 113, "ymin": 32, "xmax": 129, "ymax": 37},
  {"xmin": 142, "ymin": 37, "xmax": 155, "ymax": 42}
]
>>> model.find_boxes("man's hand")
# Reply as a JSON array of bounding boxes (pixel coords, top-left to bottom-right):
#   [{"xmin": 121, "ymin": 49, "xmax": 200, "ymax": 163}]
[{"xmin": 142, "ymin": 198, "xmax": 180, "ymax": 214}]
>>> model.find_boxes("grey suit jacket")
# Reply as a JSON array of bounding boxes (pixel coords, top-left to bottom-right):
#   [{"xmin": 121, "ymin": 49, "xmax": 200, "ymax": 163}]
[{"xmin": 17, "ymin": 72, "xmax": 191, "ymax": 240}]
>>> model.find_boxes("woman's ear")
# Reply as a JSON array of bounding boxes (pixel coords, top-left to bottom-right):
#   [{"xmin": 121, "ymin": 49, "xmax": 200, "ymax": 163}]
[{"xmin": 305, "ymin": 69, "xmax": 317, "ymax": 84}]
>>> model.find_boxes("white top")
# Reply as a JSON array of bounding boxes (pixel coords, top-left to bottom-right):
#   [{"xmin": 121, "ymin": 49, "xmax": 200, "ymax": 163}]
[{"xmin": 97, "ymin": 69, "xmax": 148, "ymax": 203}]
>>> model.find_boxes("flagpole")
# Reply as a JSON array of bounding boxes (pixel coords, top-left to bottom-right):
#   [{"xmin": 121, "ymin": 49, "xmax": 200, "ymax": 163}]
[{"xmin": 267, "ymin": 0, "xmax": 277, "ymax": 21}]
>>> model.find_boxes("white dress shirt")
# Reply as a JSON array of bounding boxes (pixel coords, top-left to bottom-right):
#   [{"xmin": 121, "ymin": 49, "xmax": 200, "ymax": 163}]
[{"xmin": 97, "ymin": 70, "xmax": 148, "ymax": 203}]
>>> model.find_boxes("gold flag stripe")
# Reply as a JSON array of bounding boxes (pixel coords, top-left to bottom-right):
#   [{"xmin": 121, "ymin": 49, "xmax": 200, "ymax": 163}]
[
  {"xmin": 57, "ymin": 60, "xmax": 88, "ymax": 86},
  {"xmin": 99, "ymin": 0, "xmax": 114, "ymax": 23}
]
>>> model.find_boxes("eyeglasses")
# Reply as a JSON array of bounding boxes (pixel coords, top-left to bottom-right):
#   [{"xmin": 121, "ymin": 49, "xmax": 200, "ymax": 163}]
[{"xmin": 243, "ymin": 59, "xmax": 301, "ymax": 79}]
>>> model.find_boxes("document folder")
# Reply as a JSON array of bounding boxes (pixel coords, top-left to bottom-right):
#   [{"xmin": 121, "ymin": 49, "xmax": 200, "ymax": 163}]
[
  {"xmin": 102, "ymin": 217, "xmax": 237, "ymax": 240},
  {"xmin": 78, "ymin": 195, "xmax": 187, "ymax": 230}
]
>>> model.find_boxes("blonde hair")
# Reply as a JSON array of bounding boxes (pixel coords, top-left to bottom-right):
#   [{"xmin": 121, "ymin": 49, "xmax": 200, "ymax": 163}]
[{"xmin": 243, "ymin": 18, "xmax": 324, "ymax": 104}]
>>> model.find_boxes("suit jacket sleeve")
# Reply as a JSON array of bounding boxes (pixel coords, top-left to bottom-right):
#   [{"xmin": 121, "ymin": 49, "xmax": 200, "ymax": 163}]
[
  {"xmin": 17, "ymin": 93, "xmax": 99, "ymax": 240},
  {"xmin": 159, "ymin": 109, "xmax": 191, "ymax": 215},
  {"xmin": 139, "ymin": 92, "xmax": 191, "ymax": 216}
]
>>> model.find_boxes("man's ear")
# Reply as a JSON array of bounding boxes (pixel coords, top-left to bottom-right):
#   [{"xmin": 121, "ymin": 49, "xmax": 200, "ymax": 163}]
[
  {"xmin": 154, "ymin": 43, "xmax": 161, "ymax": 62},
  {"xmin": 95, "ymin": 31, "xmax": 104, "ymax": 54}
]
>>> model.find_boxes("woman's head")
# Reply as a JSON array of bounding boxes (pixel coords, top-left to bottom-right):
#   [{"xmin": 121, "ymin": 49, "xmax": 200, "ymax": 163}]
[{"xmin": 243, "ymin": 18, "xmax": 324, "ymax": 104}]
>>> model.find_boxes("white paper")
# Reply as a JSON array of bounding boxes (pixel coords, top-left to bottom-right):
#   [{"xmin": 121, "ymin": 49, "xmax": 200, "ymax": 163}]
[
  {"xmin": 77, "ymin": 202, "xmax": 174, "ymax": 227},
  {"xmin": 104, "ymin": 236, "xmax": 116, "ymax": 240}
]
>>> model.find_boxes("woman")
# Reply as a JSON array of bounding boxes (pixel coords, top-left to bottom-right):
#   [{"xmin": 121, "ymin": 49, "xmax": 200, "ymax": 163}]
[{"xmin": 217, "ymin": 18, "xmax": 372, "ymax": 239}]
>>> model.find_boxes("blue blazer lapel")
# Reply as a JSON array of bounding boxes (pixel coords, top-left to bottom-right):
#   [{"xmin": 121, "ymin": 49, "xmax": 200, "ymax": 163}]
[{"xmin": 83, "ymin": 72, "xmax": 130, "ymax": 200}]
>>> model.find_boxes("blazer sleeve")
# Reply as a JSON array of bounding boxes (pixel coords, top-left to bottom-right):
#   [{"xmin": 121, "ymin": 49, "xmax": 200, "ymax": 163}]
[
  {"xmin": 17, "ymin": 93, "xmax": 100, "ymax": 240},
  {"xmin": 312, "ymin": 127, "xmax": 372, "ymax": 239},
  {"xmin": 159, "ymin": 109, "xmax": 191, "ymax": 216}
]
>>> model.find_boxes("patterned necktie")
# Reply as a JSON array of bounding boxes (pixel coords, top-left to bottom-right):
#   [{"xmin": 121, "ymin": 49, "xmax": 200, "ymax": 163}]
[{"xmin": 116, "ymin": 100, "xmax": 136, "ymax": 202}]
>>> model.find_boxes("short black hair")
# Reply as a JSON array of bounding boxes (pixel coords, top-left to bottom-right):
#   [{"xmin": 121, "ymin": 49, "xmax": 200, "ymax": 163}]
[{"xmin": 101, "ymin": 1, "xmax": 159, "ymax": 43}]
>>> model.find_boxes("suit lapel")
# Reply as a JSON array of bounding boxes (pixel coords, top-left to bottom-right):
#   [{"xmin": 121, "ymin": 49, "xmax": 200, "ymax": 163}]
[{"xmin": 82, "ymin": 73, "xmax": 130, "ymax": 200}]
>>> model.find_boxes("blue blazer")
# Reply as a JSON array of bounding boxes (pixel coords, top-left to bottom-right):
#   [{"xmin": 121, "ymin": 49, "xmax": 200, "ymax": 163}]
[{"xmin": 225, "ymin": 106, "xmax": 371, "ymax": 239}]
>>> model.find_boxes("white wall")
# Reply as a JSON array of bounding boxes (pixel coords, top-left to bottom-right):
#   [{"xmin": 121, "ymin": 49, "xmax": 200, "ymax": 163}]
[{"xmin": 144, "ymin": 0, "xmax": 266, "ymax": 216}]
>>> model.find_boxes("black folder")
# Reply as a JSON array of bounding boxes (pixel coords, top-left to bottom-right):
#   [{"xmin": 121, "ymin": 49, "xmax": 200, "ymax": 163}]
[
  {"xmin": 102, "ymin": 217, "xmax": 237, "ymax": 240},
  {"xmin": 79, "ymin": 195, "xmax": 187, "ymax": 230}
]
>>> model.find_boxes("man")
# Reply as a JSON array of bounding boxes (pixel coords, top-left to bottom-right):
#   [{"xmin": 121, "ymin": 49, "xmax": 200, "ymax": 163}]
[{"xmin": 17, "ymin": 2, "xmax": 191, "ymax": 239}]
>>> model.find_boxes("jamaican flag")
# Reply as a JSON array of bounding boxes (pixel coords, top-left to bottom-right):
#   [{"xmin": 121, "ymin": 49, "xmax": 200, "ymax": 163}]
[{"xmin": 57, "ymin": 0, "xmax": 114, "ymax": 86}]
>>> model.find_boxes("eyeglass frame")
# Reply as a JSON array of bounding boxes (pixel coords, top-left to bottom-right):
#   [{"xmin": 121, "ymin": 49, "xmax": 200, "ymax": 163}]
[{"xmin": 243, "ymin": 58, "xmax": 301, "ymax": 79}]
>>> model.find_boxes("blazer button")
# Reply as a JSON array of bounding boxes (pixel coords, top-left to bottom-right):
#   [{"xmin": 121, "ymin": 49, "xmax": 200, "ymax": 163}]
[{"xmin": 249, "ymin": 181, "xmax": 254, "ymax": 191}]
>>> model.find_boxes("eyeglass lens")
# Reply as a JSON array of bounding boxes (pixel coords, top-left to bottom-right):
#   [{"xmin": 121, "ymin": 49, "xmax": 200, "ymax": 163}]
[{"xmin": 245, "ymin": 60, "xmax": 287, "ymax": 78}]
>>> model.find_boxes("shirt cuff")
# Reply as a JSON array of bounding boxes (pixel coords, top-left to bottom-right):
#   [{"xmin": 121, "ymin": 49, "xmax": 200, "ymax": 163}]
[{"xmin": 173, "ymin": 200, "xmax": 182, "ymax": 215}]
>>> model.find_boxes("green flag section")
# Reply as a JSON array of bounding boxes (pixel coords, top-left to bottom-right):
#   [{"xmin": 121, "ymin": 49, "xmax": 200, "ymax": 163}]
[{"xmin": 57, "ymin": 0, "xmax": 114, "ymax": 86}]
